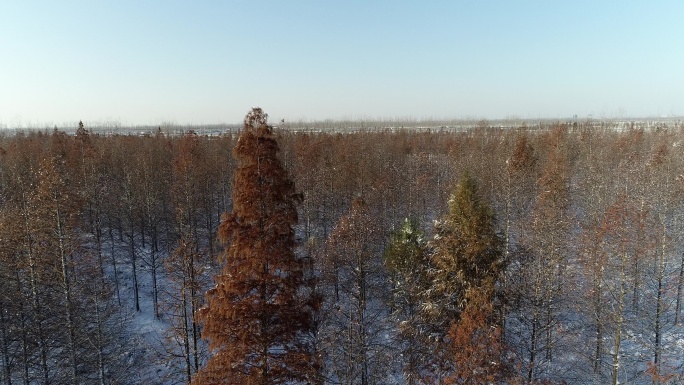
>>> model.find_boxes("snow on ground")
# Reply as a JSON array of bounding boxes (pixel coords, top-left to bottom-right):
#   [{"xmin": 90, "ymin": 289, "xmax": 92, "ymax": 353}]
[{"xmin": 104, "ymin": 241, "xmax": 193, "ymax": 385}]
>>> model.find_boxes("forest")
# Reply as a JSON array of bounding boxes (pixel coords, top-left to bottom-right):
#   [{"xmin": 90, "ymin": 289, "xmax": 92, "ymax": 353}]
[{"xmin": 1, "ymin": 110, "xmax": 684, "ymax": 385}]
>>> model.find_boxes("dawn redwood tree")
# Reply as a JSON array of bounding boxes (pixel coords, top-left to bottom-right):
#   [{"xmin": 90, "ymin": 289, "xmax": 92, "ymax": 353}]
[
  {"xmin": 502, "ymin": 132, "xmax": 538, "ymax": 259},
  {"xmin": 137, "ymin": 135, "xmax": 173, "ymax": 320},
  {"xmin": 166, "ymin": 131, "xmax": 213, "ymax": 379},
  {"xmin": 641, "ymin": 139, "xmax": 681, "ymax": 380},
  {"xmin": 595, "ymin": 194, "xmax": 647, "ymax": 385},
  {"xmin": 172, "ymin": 131, "xmax": 206, "ymax": 255},
  {"xmin": 192, "ymin": 108, "xmax": 317, "ymax": 385},
  {"xmin": 12, "ymin": 157, "xmax": 58, "ymax": 385},
  {"xmin": 0, "ymin": 136, "xmax": 136, "ymax": 385},
  {"xmin": 0, "ymin": 199, "xmax": 31, "ymax": 385},
  {"xmin": 34, "ymin": 158, "xmax": 82, "ymax": 384},
  {"xmin": 519, "ymin": 127, "xmax": 573, "ymax": 381},
  {"xmin": 289, "ymin": 132, "xmax": 330, "ymax": 242},
  {"xmin": 494, "ymin": 131, "xmax": 538, "ymax": 335},
  {"xmin": 164, "ymin": 238, "xmax": 208, "ymax": 384},
  {"xmin": 71, "ymin": 122, "xmax": 108, "ymax": 280},
  {"xmin": 318, "ymin": 198, "xmax": 393, "ymax": 385}
]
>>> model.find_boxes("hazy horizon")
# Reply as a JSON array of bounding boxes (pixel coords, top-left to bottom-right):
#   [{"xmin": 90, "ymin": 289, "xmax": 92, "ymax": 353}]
[{"xmin": 2, "ymin": 1, "xmax": 682, "ymax": 127}]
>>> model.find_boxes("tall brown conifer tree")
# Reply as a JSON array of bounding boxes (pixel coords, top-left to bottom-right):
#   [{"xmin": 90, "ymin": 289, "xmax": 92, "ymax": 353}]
[{"xmin": 192, "ymin": 108, "xmax": 316, "ymax": 385}]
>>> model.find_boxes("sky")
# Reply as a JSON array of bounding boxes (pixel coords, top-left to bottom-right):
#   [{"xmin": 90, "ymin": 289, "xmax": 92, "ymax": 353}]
[{"xmin": 1, "ymin": 1, "xmax": 683, "ymax": 127}]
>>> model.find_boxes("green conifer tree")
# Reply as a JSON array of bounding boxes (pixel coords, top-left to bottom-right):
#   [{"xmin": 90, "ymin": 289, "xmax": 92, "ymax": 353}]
[
  {"xmin": 428, "ymin": 172, "xmax": 504, "ymax": 321},
  {"xmin": 383, "ymin": 218, "xmax": 432, "ymax": 385},
  {"xmin": 425, "ymin": 172, "xmax": 505, "ymax": 380}
]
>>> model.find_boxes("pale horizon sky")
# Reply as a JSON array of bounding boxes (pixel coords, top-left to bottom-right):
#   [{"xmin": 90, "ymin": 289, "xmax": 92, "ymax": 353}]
[{"xmin": 1, "ymin": 1, "xmax": 683, "ymax": 127}]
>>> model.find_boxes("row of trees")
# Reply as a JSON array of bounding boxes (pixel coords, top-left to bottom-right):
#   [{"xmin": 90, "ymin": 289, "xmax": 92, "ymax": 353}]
[
  {"xmin": 1, "ymin": 113, "xmax": 683, "ymax": 384},
  {"xmin": 0, "ymin": 125, "xmax": 236, "ymax": 383},
  {"xmin": 289, "ymin": 120, "xmax": 684, "ymax": 384}
]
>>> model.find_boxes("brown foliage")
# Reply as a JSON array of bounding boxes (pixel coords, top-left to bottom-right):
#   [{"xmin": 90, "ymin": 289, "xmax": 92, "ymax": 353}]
[
  {"xmin": 317, "ymin": 197, "xmax": 392, "ymax": 385},
  {"xmin": 445, "ymin": 287, "xmax": 515, "ymax": 385},
  {"xmin": 192, "ymin": 108, "xmax": 316, "ymax": 385}
]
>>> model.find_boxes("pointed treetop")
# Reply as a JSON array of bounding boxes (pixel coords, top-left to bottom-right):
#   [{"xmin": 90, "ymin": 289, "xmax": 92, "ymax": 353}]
[{"xmin": 244, "ymin": 107, "xmax": 268, "ymax": 130}]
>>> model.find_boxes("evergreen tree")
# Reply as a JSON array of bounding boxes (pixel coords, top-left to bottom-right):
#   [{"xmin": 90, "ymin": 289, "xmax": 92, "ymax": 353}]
[
  {"xmin": 424, "ymin": 172, "xmax": 504, "ymax": 380},
  {"xmin": 383, "ymin": 218, "xmax": 432, "ymax": 385},
  {"xmin": 192, "ymin": 108, "xmax": 316, "ymax": 385},
  {"xmin": 427, "ymin": 172, "xmax": 504, "ymax": 324}
]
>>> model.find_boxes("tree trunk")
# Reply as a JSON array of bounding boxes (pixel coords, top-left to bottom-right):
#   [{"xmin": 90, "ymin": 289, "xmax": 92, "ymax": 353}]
[
  {"xmin": 593, "ymin": 280, "xmax": 603, "ymax": 375},
  {"xmin": 189, "ymin": 255, "xmax": 200, "ymax": 373},
  {"xmin": 129, "ymin": 231, "xmax": 140, "ymax": 312},
  {"xmin": 528, "ymin": 307, "xmax": 538, "ymax": 383},
  {"xmin": 653, "ymin": 221, "xmax": 667, "ymax": 376},
  {"xmin": 611, "ymin": 254, "xmax": 627, "ymax": 385},
  {"xmin": 0, "ymin": 308, "xmax": 12, "ymax": 385},
  {"xmin": 151, "ymin": 228, "xmax": 160, "ymax": 319},
  {"xmin": 676, "ymin": 252, "xmax": 684, "ymax": 325},
  {"xmin": 56, "ymin": 204, "xmax": 78, "ymax": 385},
  {"xmin": 182, "ymin": 285, "xmax": 192, "ymax": 385},
  {"xmin": 109, "ymin": 225, "xmax": 121, "ymax": 306},
  {"xmin": 93, "ymin": 296, "xmax": 106, "ymax": 385},
  {"xmin": 23, "ymin": 214, "xmax": 49, "ymax": 385}
]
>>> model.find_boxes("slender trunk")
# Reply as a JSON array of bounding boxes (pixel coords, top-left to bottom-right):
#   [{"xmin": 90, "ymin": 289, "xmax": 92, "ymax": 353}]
[
  {"xmin": 181, "ymin": 285, "xmax": 192, "ymax": 385},
  {"xmin": 92, "ymin": 205, "xmax": 105, "ymax": 286},
  {"xmin": 545, "ymin": 295, "xmax": 553, "ymax": 361},
  {"xmin": 93, "ymin": 296, "xmax": 106, "ymax": 385},
  {"xmin": 55, "ymin": 203, "xmax": 78, "ymax": 385},
  {"xmin": 632, "ymin": 256, "xmax": 640, "ymax": 313},
  {"xmin": 20, "ymin": 301, "xmax": 28, "ymax": 385},
  {"xmin": 164, "ymin": 204, "xmax": 173, "ymax": 256},
  {"xmin": 632, "ymin": 207, "xmax": 645, "ymax": 314},
  {"xmin": 192, "ymin": 314, "xmax": 200, "ymax": 373},
  {"xmin": 130, "ymin": 231, "xmax": 140, "ymax": 312},
  {"xmin": 205, "ymin": 203, "xmax": 214, "ymax": 259},
  {"xmin": 108, "ymin": 225, "xmax": 121, "ymax": 306},
  {"xmin": 545, "ymin": 239, "xmax": 559, "ymax": 363},
  {"xmin": 528, "ymin": 257, "xmax": 543, "ymax": 383},
  {"xmin": 504, "ymin": 170, "xmax": 512, "ymax": 261},
  {"xmin": 260, "ymin": 253, "xmax": 269, "ymax": 385},
  {"xmin": 189, "ymin": 255, "xmax": 200, "ymax": 372},
  {"xmin": 23, "ymin": 208, "xmax": 49, "ymax": 385},
  {"xmin": 117, "ymin": 217, "xmax": 123, "ymax": 242},
  {"xmin": 528, "ymin": 308, "xmax": 538, "ymax": 382},
  {"xmin": 653, "ymin": 221, "xmax": 667, "ymax": 375},
  {"xmin": 13, "ymin": 270, "xmax": 28, "ymax": 385},
  {"xmin": 0, "ymin": 308, "xmax": 12, "ymax": 385},
  {"xmin": 140, "ymin": 217, "xmax": 146, "ymax": 249},
  {"xmin": 676, "ymin": 252, "xmax": 684, "ymax": 325},
  {"xmin": 654, "ymin": 277, "xmax": 662, "ymax": 369},
  {"xmin": 151, "ymin": 228, "xmax": 159, "ymax": 319},
  {"xmin": 611, "ymin": 315, "xmax": 622, "ymax": 385},
  {"xmin": 96, "ymin": 223, "xmax": 105, "ymax": 285},
  {"xmin": 151, "ymin": 255, "xmax": 159, "ymax": 319},
  {"xmin": 594, "ymin": 281, "xmax": 603, "ymax": 374},
  {"xmin": 611, "ymin": 254, "xmax": 627, "ymax": 385},
  {"xmin": 358, "ymin": 261, "xmax": 368, "ymax": 385},
  {"xmin": 501, "ymin": 169, "xmax": 512, "ymax": 337}
]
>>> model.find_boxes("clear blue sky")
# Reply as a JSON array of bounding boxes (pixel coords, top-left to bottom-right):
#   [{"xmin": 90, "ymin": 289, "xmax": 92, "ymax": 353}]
[{"xmin": 1, "ymin": 1, "xmax": 682, "ymax": 127}]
